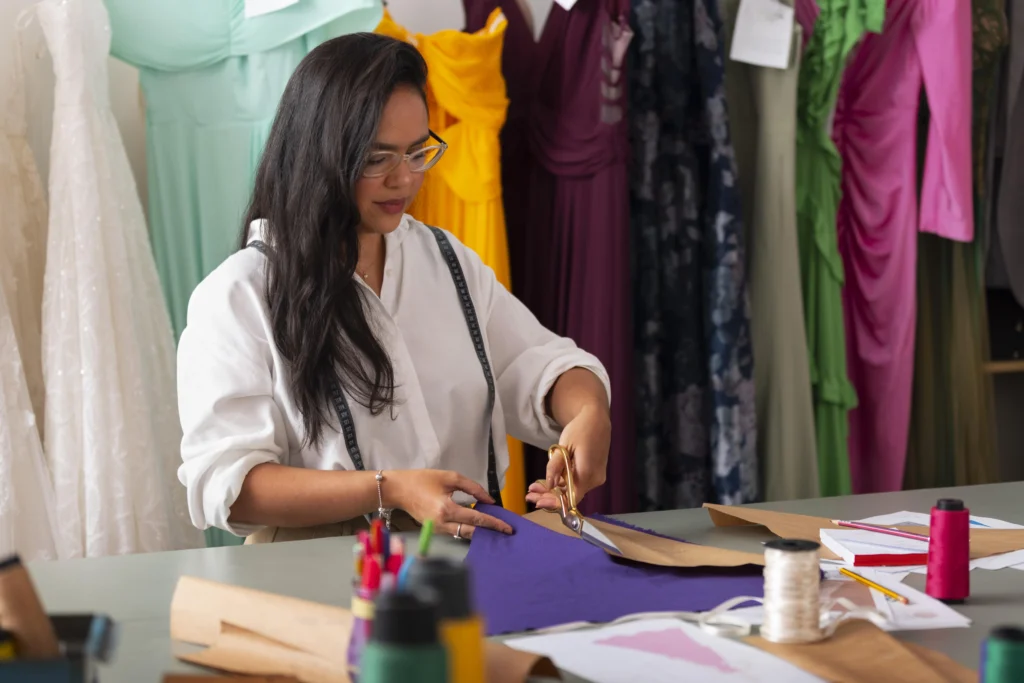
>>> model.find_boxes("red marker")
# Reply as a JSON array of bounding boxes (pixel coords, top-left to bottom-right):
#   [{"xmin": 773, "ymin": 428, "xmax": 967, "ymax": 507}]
[
  {"xmin": 386, "ymin": 553, "xmax": 404, "ymax": 576},
  {"xmin": 361, "ymin": 555, "xmax": 382, "ymax": 592},
  {"xmin": 370, "ymin": 519, "xmax": 384, "ymax": 555}
]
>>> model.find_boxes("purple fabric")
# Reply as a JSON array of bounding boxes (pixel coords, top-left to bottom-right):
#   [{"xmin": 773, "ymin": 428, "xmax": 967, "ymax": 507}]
[
  {"xmin": 463, "ymin": 0, "xmax": 635, "ymax": 515},
  {"xmin": 465, "ymin": 505, "xmax": 764, "ymax": 635}
]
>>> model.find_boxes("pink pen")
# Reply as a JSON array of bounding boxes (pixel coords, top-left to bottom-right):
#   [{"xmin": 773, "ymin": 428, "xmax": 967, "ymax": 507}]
[{"xmin": 831, "ymin": 519, "xmax": 930, "ymax": 542}]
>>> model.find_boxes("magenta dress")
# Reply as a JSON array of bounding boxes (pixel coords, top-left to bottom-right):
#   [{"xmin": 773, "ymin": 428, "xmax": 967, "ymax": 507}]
[
  {"xmin": 834, "ymin": 0, "xmax": 973, "ymax": 493},
  {"xmin": 463, "ymin": 0, "xmax": 635, "ymax": 514}
]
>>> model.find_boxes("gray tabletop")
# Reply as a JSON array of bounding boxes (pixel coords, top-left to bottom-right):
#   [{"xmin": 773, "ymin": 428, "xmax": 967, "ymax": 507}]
[{"xmin": 26, "ymin": 481, "xmax": 1024, "ymax": 681}]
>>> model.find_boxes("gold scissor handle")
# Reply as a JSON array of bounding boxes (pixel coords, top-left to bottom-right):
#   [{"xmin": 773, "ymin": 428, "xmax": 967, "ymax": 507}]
[{"xmin": 544, "ymin": 445, "xmax": 583, "ymax": 537}]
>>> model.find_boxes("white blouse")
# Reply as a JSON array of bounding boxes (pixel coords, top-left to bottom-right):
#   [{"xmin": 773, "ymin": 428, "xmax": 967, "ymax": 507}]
[{"xmin": 176, "ymin": 215, "xmax": 611, "ymax": 536}]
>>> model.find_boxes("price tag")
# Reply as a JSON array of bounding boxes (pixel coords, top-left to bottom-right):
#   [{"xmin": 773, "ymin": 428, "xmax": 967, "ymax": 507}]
[
  {"xmin": 244, "ymin": 0, "xmax": 300, "ymax": 19},
  {"xmin": 729, "ymin": 0, "xmax": 794, "ymax": 70}
]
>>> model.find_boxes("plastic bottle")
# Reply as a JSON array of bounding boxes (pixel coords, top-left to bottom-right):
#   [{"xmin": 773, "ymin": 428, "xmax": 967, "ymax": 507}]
[
  {"xmin": 360, "ymin": 589, "xmax": 448, "ymax": 683},
  {"xmin": 406, "ymin": 556, "xmax": 485, "ymax": 683}
]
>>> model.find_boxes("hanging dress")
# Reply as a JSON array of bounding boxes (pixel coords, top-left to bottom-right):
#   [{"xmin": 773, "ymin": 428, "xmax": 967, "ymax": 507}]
[
  {"xmin": 0, "ymin": 21, "xmax": 65, "ymax": 562},
  {"xmin": 102, "ymin": 0, "xmax": 384, "ymax": 340},
  {"xmin": 36, "ymin": 0, "xmax": 203, "ymax": 557},
  {"xmin": 0, "ymin": 25, "xmax": 47, "ymax": 431},
  {"xmin": 995, "ymin": 0, "xmax": 1024, "ymax": 307},
  {"xmin": 374, "ymin": 8, "xmax": 526, "ymax": 515},
  {"xmin": 795, "ymin": 0, "xmax": 884, "ymax": 497},
  {"xmin": 627, "ymin": 0, "xmax": 758, "ymax": 509},
  {"xmin": 905, "ymin": 0, "xmax": 1005, "ymax": 490},
  {"xmin": 834, "ymin": 0, "xmax": 973, "ymax": 494},
  {"xmin": 724, "ymin": 1, "xmax": 818, "ymax": 502},
  {"xmin": 465, "ymin": 0, "xmax": 636, "ymax": 514}
]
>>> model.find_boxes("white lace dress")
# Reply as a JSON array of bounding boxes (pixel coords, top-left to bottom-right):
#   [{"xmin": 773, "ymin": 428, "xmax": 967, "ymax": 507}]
[
  {"xmin": 0, "ymin": 19, "xmax": 64, "ymax": 562},
  {"xmin": 36, "ymin": 0, "xmax": 202, "ymax": 556}
]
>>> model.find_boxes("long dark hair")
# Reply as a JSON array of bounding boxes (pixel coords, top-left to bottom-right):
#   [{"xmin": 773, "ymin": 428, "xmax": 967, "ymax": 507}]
[{"xmin": 241, "ymin": 33, "xmax": 427, "ymax": 446}]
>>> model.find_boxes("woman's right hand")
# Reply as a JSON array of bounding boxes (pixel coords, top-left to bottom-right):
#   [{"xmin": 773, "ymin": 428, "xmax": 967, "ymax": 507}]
[{"xmin": 387, "ymin": 470, "xmax": 514, "ymax": 539}]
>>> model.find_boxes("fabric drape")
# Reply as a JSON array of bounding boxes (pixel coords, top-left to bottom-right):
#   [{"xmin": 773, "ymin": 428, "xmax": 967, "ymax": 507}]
[
  {"xmin": 834, "ymin": 0, "xmax": 973, "ymax": 494},
  {"xmin": 36, "ymin": 0, "xmax": 202, "ymax": 557},
  {"xmin": 724, "ymin": 2, "xmax": 818, "ymax": 503},
  {"xmin": 103, "ymin": 0, "xmax": 383, "ymax": 340},
  {"xmin": 464, "ymin": 0, "xmax": 636, "ymax": 514},
  {"xmin": 105, "ymin": 0, "xmax": 382, "ymax": 547},
  {"xmin": 627, "ymin": 0, "xmax": 758, "ymax": 510},
  {"xmin": 0, "ymin": 21, "xmax": 65, "ymax": 561},
  {"xmin": 904, "ymin": 0, "xmax": 1004, "ymax": 490},
  {"xmin": 374, "ymin": 8, "xmax": 526, "ymax": 514},
  {"xmin": 995, "ymin": 0, "xmax": 1024, "ymax": 304},
  {"xmin": 795, "ymin": 0, "xmax": 884, "ymax": 497}
]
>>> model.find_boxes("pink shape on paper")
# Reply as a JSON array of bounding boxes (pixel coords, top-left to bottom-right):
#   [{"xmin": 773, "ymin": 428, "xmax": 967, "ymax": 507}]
[{"xmin": 596, "ymin": 628, "xmax": 737, "ymax": 674}]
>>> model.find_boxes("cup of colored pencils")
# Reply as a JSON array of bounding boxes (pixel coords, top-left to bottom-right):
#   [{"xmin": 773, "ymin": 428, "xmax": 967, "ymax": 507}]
[{"xmin": 347, "ymin": 518, "xmax": 406, "ymax": 681}]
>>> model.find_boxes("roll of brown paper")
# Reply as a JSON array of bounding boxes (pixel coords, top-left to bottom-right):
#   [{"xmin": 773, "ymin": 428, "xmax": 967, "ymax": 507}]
[{"xmin": 0, "ymin": 555, "xmax": 60, "ymax": 659}]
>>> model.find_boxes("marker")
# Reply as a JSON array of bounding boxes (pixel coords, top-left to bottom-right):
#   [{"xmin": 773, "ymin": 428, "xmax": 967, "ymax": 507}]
[
  {"xmin": 362, "ymin": 555, "xmax": 382, "ymax": 592},
  {"xmin": 418, "ymin": 519, "xmax": 434, "ymax": 557},
  {"xmin": 370, "ymin": 519, "xmax": 384, "ymax": 555},
  {"xmin": 354, "ymin": 542, "xmax": 365, "ymax": 579}
]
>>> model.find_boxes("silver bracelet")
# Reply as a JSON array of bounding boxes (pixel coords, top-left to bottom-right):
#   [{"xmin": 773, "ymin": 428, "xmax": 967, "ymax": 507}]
[{"xmin": 375, "ymin": 470, "xmax": 392, "ymax": 530}]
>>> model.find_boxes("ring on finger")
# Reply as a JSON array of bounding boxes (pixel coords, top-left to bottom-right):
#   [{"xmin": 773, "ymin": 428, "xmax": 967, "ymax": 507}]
[{"xmin": 455, "ymin": 522, "xmax": 463, "ymax": 539}]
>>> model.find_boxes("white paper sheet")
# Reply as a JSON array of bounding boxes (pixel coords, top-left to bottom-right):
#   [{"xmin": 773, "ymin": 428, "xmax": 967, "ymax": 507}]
[
  {"xmin": 716, "ymin": 571, "xmax": 968, "ymax": 633},
  {"xmin": 820, "ymin": 529, "xmax": 928, "ymax": 566},
  {"xmin": 505, "ymin": 619, "xmax": 826, "ymax": 683},
  {"xmin": 853, "ymin": 569, "xmax": 972, "ymax": 631},
  {"xmin": 857, "ymin": 511, "xmax": 1024, "ymax": 574},
  {"xmin": 728, "ymin": 0, "xmax": 794, "ymax": 69}
]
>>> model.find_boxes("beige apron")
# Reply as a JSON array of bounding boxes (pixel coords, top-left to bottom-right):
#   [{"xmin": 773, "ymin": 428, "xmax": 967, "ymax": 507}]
[{"xmin": 244, "ymin": 510, "xmax": 422, "ymax": 545}]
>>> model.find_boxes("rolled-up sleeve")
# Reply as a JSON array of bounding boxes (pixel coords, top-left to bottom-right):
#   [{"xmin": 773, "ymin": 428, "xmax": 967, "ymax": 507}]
[
  {"xmin": 451, "ymin": 235, "xmax": 611, "ymax": 447},
  {"xmin": 176, "ymin": 254, "xmax": 285, "ymax": 537}
]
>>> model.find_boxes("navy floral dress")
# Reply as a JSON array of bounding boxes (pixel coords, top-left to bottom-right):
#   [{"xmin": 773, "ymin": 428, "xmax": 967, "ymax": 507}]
[{"xmin": 629, "ymin": 0, "xmax": 758, "ymax": 510}]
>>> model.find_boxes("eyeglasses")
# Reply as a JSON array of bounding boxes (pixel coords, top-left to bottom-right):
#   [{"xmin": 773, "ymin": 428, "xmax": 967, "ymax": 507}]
[{"xmin": 361, "ymin": 130, "xmax": 448, "ymax": 178}]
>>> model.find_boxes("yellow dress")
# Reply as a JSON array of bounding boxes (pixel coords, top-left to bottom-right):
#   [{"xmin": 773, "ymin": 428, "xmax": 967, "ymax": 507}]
[{"xmin": 376, "ymin": 9, "xmax": 525, "ymax": 514}]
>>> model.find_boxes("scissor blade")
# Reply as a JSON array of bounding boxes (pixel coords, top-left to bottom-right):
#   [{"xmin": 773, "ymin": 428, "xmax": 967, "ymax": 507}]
[{"xmin": 581, "ymin": 521, "xmax": 623, "ymax": 556}]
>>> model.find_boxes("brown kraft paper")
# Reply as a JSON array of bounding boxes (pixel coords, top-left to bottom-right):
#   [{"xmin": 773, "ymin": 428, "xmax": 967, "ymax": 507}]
[
  {"xmin": 170, "ymin": 576, "xmax": 559, "ymax": 683},
  {"xmin": 745, "ymin": 620, "xmax": 975, "ymax": 683},
  {"xmin": 704, "ymin": 503, "xmax": 1024, "ymax": 561},
  {"xmin": 525, "ymin": 510, "xmax": 765, "ymax": 567}
]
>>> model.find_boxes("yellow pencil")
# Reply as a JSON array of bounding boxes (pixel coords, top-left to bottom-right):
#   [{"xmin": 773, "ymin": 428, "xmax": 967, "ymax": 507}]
[{"xmin": 839, "ymin": 567, "xmax": 910, "ymax": 605}]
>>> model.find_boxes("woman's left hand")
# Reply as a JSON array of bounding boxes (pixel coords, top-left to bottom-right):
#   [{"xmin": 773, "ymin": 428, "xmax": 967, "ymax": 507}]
[{"xmin": 526, "ymin": 405, "xmax": 611, "ymax": 510}]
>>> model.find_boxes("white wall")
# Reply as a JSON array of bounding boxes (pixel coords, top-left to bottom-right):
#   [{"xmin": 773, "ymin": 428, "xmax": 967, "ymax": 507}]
[{"xmin": 0, "ymin": 0, "xmax": 467, "ymax": 208}]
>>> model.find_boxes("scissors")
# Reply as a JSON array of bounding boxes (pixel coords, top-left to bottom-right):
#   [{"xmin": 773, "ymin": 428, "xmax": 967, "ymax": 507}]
[{"xmin": 543, "ymin": 445, "xmax": 622, "ymax": 556}]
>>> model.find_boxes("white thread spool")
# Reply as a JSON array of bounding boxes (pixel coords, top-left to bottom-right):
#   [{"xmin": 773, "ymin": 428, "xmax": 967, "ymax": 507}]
[{"xmin": 760, "ymin": 539, "xmax": 824, "ymax": 644}]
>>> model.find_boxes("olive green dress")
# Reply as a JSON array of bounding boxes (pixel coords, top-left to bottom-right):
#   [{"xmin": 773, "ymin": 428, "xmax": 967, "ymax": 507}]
[{"xmin": 724, "ymin": 1, "xmax": 820, "ymax": 502}]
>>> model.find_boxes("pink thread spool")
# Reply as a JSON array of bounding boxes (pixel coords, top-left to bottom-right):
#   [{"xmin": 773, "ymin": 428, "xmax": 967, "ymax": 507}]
[{"xmin": 925, "ymin": 498, "xmax": 970, "ymax": 603}]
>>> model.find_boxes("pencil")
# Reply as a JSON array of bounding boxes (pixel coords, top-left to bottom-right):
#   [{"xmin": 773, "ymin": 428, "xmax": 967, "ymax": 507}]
[
  {"xmin": 831, "ymin": 519, "xmax": 930, "ymax": 542},
  {"xmin": 839, "ymin": 567, "xmax": 910, "ymax": 605}
]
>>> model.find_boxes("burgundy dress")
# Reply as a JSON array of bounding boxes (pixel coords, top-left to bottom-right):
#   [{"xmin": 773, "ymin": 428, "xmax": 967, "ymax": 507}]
[{"xmin": 464, "ymin": 0, "xmax": 636, "ymax": 514}]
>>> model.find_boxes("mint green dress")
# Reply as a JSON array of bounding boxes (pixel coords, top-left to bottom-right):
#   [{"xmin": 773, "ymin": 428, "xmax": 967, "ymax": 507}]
[
  {"xmin": 105, "ymin": 0, "xmax": 383, "ymax": 340},
  {"xmin": 105, "ymin": 0, "xmax": 383, "ymax": 547}
]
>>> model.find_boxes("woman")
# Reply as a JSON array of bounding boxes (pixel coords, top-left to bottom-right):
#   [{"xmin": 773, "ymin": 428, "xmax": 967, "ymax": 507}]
[{"xmin": 175, "ymin": 33, "xmax": 612, "ymax": 543}]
